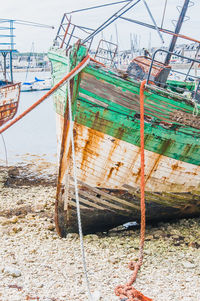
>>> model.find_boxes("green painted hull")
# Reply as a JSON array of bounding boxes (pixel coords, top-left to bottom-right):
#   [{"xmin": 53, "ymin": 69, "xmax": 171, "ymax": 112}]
[
  {"xmin": 49, "ymin": 46, "xmax": 200, "ymax": 166},
  {"xmin": 48, "ymin": 45, "xmax": 200, "ymax": 236},
  {"xmin": 166, "ymin": 79, "xmax": 195, "ymax": 94}
]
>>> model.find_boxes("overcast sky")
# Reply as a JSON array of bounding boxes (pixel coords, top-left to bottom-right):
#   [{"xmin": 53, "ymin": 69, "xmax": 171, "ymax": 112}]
[{"xmin": 1, "ymin": 0, "xmax": 200, "ymax": 52}]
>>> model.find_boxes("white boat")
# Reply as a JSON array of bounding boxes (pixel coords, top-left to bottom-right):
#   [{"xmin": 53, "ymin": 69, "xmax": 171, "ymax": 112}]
[{"xmin": 21, "ymin": 77, "xmax": 51, "ymax": 92}]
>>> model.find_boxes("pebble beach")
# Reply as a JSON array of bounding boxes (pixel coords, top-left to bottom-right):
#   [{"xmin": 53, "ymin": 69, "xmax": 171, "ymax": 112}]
[{"xmin": 0, "ymin": 165, "xmax": 200, "ymax": 301}]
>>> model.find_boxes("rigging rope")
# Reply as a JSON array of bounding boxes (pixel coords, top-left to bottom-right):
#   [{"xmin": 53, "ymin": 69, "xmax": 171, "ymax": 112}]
[
  {"xmin": 161, "ymin": 0, "xmax": 168, "ymax": 29},
  {"xmin": 115, "ymin": 80, "xmax": 153, "ymax": 301}
]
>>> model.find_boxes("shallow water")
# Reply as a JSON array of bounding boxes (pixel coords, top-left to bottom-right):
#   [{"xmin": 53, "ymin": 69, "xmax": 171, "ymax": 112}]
[{"xmin": 0, "ymin": 71, "xmax": 57, "ymax": 167}]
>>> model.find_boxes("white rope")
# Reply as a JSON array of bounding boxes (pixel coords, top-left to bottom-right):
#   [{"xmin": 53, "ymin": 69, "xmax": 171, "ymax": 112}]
[{"xmin": 67, "ymin": 55, "xmax": 94, "ymax": 301}]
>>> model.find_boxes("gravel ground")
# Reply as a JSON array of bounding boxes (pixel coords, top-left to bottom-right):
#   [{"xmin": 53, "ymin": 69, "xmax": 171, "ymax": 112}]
[{"xmin": 0, "ymin": 166, "xmax": 200, "ymax": 301}]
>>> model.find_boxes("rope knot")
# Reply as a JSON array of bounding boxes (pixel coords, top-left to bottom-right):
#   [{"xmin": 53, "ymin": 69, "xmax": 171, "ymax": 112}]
[{"xmin": 115, "ymin": 284, "xmax": 153, "ymax": 301}]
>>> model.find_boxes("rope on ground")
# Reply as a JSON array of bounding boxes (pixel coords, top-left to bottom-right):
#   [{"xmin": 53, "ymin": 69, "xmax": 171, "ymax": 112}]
[
  {"xmin": 115, "ymin": 80, "xmax": 153, "ymax": 301},
  {"xmin": 67, "ymin": 55, "xmax": 93, "ymax": 301}
]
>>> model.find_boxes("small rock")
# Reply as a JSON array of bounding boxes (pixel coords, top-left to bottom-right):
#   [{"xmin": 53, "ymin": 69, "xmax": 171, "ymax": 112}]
[
  {"xmin": 172, "ymin": 235, "xmax": 180, "ymax": 240},
  {"xmin": 66, "ymin": 233, "xmax": 79, "ymax": 240},
  {"xmin": 182, "ymin": 261, "xmax": 196, "ymax": 269},
  {"xmin": 3, "ymin": 266, "xmax": 21, "ymax": 277},
  {"xmin": 11, "ymin": 216, "xmax": 19, "ymax": 224},
  {"xmin": 47, "ymin": 224, "xmax": 55, "ymax": 231},
  {"xmin": 144, "ymin": 250, "xmax": 151, "ymax": 255},
  {"xmin": 84, "ymin": 234, "xmax": 99, "ymax": 241},
  {"xmin": 17, "ymin": 200, "xmax": 25, "ymax": 205},
  {"xmin": 153, "ymin": 230, "xmax": 163, "ymax": 239},
  {"xmin": 92, "ymin": 290, "xmax": 102, "ymax": 301},
  {"xmin": 2, "ymin": 216, "xmax": 18, "ymax": 225},
  {"xmin": 32, "ymin": 204, "xmax": 44, "ymax": 212},
  {"xmin": 12, "ymin": 227, "xmax": 22, "ymax": 233},
  {"xmin": 108, "ymin": 256, "xmax": 119, "ymax": 264},
  {"xmin": 145, "ymin": 235, "xmax": 153, "ymax": 241},
  {"xmin": 188, "ymin": 241, "xmax": 196, "ymax": 248}
]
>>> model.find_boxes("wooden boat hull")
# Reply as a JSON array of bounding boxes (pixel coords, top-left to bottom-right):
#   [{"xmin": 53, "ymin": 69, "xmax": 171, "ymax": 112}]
[
  {"xmin": 0, "ymin": 82, "xmax": 21, "ymax": 127},
  {"xmin": 166, "ymin": 79, "xmax": 195, "ymax": 94},
  {"xmin": 48, "ymin": 46, "xmax": 200, "ymax": 236}
]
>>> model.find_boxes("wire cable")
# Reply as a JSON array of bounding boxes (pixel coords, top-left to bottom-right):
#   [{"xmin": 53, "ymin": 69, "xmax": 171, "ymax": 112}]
[{"xmin": 0, "ymin": 133, "xmax": 8, "ymax": 166}]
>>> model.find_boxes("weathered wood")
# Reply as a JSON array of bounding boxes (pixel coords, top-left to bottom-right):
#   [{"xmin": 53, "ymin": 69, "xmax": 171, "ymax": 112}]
[{"xmin": 48, "ymin": 45, "xmax": 200, "ymax": 236}]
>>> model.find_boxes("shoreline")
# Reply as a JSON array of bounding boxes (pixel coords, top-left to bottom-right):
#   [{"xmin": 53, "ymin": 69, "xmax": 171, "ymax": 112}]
[
  {"xmin": 0, "ymin": 165, "xmax": 200, "ymax": 300},
  {"xmin": 0, "ymin": 68, "xmax": 51, "ymax": 73}
]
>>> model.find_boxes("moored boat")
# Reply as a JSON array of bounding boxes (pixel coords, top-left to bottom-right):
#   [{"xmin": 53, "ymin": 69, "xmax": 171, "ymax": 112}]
[
  {"xmin": 0, "ymin": 20, "xmax": 21, "ymax": 127},
  {"xmin": 21, "ymin": 77, "xmax": 51, "ymax": 92},
  {"xmin": 48, "ymin": 0, "xmax": 200, "ymax": 237},
  {"xmin": 0, "ymin": 80, "xmax": 20, "ymax": 127}
]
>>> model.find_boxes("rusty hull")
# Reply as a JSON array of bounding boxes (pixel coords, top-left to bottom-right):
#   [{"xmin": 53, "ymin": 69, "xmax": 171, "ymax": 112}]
[{"xmin": 55, "ymin": 116, "xmax": 200, "ymax": 236}]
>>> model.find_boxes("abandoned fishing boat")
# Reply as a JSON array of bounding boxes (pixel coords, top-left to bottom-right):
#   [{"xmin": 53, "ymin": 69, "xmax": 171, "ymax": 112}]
[
  {"xmin": 48, "ymin": 0, "xmax": 200, "ymax": 236},
  {"xmin": 0, "ymin": 19, "xmax": 20, "ymax": 127}
]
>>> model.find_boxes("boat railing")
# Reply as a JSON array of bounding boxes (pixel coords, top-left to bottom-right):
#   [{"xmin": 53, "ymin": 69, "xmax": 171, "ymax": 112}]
[
  {"xmin": 94, "ymin": 39, "xmax": 118, "ymax": 66},
  {"xmin": 147, "ymin": 48, "xmax": 200, "ymax": 101},
  {"xmin": 54, "ymin": 14, "xmax": 119, "ymax": 67},
  {"xmin": 53, "ymin": 14, "xmax": 94, "ymax": 51}
]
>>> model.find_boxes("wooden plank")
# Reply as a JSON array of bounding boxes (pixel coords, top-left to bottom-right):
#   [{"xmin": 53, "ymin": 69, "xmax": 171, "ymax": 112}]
[
  {"xmin": 69, "ymin": 192, "xmax": 105, "ymax": 210},
  {"xmin": 77, "ymin": 180, "xmax": 140, "ymax": 210},
  {"xmin": 79, "ymin": 92, "xmax": 108, "ymax": 108}
]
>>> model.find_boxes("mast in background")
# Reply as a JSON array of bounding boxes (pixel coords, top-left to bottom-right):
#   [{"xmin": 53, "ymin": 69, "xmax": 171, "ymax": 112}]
[{"xmin": 164, "ymin": 0, "xmax": 191, "ymax": 65}]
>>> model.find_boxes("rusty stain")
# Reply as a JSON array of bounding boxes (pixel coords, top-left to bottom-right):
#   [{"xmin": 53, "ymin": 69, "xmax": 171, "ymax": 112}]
[
  {"xmin": 144, "ymin": 139, "xmax": 173, "ymax": 184},
  {"xmin": 135, "ymin": 168, "xmax": 141, "ymax": 184},
  {"xmin": 115, "ymin": 161, "xmax": 123, "ymax": 168},
  {"xmin": 80, "ymin": 127, "xmax": 102, "ymax": 170},
  {"xmin": 93, "ymin": 111, "xmax": 100, "ymax": 126},
  {"xmin": 171, "ymin": 162, "xmax": 179, "ymax": 171},
  {"xmin": 107, "ymin": 167, "xmax": 115, "ymax": 179},
  {"xmin": 117, "ymin": 126, "xmax": 125, "ymax": 140}
]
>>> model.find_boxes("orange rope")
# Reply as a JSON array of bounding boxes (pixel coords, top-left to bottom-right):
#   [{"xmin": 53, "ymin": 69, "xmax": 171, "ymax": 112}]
[
  {"xmin": 0, "ymin": 54, "xmax": 90, "ymax": 135},
  {"xmin": 115, "ymin": 80, "xmax": 153, "ymax": 301},
  {"xmin": 160, "ymin": 29, "xmax": 200, "ymax": 45},
  {"xmin": 90, "ymin": 56, "xmax": 106, "ymax": 67}
]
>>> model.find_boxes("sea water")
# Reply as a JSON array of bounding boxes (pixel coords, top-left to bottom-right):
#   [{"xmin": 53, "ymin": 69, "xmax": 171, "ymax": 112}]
[{"xmin": 0, "ymin": 71, "xmax": 57, "ymax": 167}]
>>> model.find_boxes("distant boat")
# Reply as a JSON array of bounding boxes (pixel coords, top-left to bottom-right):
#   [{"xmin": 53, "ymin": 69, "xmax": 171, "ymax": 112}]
[{"xmin": 21, "ymin": 77, "xmax": 51, "ymax": 92}]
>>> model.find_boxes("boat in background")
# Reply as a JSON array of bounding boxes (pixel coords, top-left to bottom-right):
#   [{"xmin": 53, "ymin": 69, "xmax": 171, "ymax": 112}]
[
  {"xmin": 0, "ymin": 80, "xmax": 20, "ymax": 127},
  {"xmin": 21, "ymin": 76, "xmax": 51, "ymax": 92},
  {"xmin": 0, "ymin": 20, "xmax": 21, "ymax": 127},
  {"xmin": 48, "ymin": 0, "xmax": 200, "ymax": 236}
]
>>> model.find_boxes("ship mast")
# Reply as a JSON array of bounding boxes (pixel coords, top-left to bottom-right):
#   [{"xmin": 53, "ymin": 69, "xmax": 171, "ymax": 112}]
[{"xmin": 164, "ymin": 0, "xmax": 190, "ymax": 65}]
